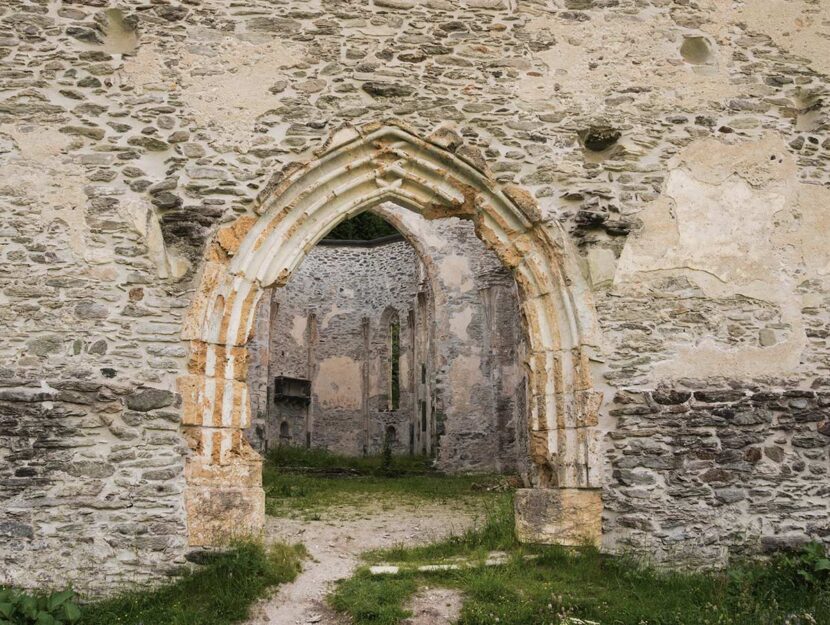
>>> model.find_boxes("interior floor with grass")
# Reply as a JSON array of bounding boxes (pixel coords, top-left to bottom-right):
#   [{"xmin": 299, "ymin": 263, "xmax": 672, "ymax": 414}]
[{"xmin": 263, "ymin": 446, "xmax": 511, "ymax": 519}]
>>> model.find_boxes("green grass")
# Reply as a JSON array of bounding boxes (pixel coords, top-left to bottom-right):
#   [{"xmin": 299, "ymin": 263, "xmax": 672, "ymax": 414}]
[
  {"xmin": 330, "ymin": 500, "xmax": 830, "ymax": 625},
  {"xmin": 266, "ymin": 445, "xmax": 439, "ymax": 474},
  {"xmin": 263, "ymin": 446, "xmax": 510, "ymax": 518},
  {"xmin": 362, "ymin": 493, "xmax": 516, "ymax": 565},
  {"xmin": 80, "ymin": 541, "xmax": 306, "ymax": 625}
]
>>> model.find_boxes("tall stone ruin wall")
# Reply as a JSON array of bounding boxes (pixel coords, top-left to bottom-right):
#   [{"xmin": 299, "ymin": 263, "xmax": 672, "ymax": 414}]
[
  {"xmin": 248, "ymin": 238, "xmax": 425, "ymax": 457},
  {"xmin": 0, "ymin": 0, "xmax": 828, "ymax": 593}
]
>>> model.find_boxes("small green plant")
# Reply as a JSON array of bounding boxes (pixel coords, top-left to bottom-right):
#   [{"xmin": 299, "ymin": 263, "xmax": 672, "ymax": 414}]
[
  {"xmin": 0, "ymin": 588, "xmax": 81, "ymax": 625},
  {"xmin": 381, "ymin": 432, "xmax": 394, "ymax": 476},
  {"xmin": 777, "ymin": 542, "xmax": 830, "ymax": 587},
  {"xmin": 81, "ymin": 541, "xmax": 306, "ymax": 625}
]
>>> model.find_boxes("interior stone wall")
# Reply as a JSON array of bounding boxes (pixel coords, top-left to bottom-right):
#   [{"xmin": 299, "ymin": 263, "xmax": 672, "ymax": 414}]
[
  {"xmin": 0, "ymin": 0, "xmax": 828, "ymax": 593},
  {"xmin": 248, "ymin": 237, "xmax": 424, "ymax": 457}
]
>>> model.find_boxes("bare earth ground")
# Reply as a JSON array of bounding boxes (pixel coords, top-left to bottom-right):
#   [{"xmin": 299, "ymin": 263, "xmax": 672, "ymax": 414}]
[
  {"xmin": 247, "ymin": 502, "xmax": 482, "ymax": 625},
  {"xmin": 401, "ymin": 588, "xmax": 464, "ymax": 625}
]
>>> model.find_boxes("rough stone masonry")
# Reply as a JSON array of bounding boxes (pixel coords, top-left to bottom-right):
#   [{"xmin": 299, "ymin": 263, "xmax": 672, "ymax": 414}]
[{"xmin": 0, "ymin": 0, "xmax": 828, "ymax": 594}]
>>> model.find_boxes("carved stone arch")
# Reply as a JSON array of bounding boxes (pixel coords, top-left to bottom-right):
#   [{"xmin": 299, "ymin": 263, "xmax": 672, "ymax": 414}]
[{"xmin": 180, "ymin": 120, "xmax": 604, "ymax": 547}]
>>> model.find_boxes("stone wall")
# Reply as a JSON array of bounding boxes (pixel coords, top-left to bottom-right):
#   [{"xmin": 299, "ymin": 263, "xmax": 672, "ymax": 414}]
[
  {"xmin": 249, "ymin": 237, "xmax": 424, "ymax": 456},
  {"xmin": 604, "ymin": 384, "xmax": 830, "ymax": 565},
  {"xmin": 0, "ymin": 0, "xmax": 828, "ymax": 593}
]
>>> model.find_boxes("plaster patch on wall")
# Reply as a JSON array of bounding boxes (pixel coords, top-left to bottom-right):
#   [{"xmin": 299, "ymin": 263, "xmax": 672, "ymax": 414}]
[
  {"xmin": 656, "ymin": 337, "xmax": 804, "ymax": 380},
  {"xmin": 447, "ymin": 354, "xmax": 485, "ymax": 414},
  {"xmin": 289, "ymin": 315, "xmax": 307, "ymax": 347},
  {"xmin": 117, "ymin": 44, "xmax": 169, "ymax": 91},
  {"xmin": 439, "ymin": 255, "xmax": 474, "ymax": 292},
  {"xmin": 0, "ymin": 125, "xmax": 88, "ymax": 262},
  {"xmin": 1, "ymin": 124, "xmax": 72, "ymax": 160},
  {"xmin": 177, "ymin": 38, "xmax": 303, "ymax": 147},
  {"xmin": 321, "ymin": 303, "xmax": 349, "ymax": 330},
  {"xmin": 315, "ymin": 356, "xmax": 362, "ymax": 410},
  {"xmin": 773, "ymin": 182, "xmax": 830, "ymax": 279},
  {"xmin": 0, "ymin": 158, "xmax": 88, "ymax": 262},
  {"xmin": 736, "ymin": 0, "xmax": 830, "ymax": 76},
  {"xmin": 449, "ymin": 307, "xmax": 474, "ymax": 340},
  {"xmin": 615, "ymin": 134, "xmax": 830, "ymax": 379},
  {"xmin": 399, "ymin": 358, "xmax": 410, "ymax": 388},
  {"xmin": 392, "ymin": 207, "xmax": 451, "ymax": 252},
  {"xmin": 121, "ymin": 37, "xmax": 304, "ymax": 147},
  {"xmin": 519, "ymin": 12, "xmax": 736, "ymax": 112}
]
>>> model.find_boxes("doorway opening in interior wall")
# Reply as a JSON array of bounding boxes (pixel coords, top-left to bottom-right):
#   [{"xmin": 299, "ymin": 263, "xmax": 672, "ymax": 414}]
[
  {"xmin": 235, "ymin": 203, "xmax": 530, "ymax": 543},
  {"xmin": 389, "ymin": 314, "xmax": 401, "ymax": 411}
]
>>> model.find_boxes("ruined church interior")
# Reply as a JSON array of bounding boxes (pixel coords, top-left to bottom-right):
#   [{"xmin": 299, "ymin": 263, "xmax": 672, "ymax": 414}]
[{"xmin": 246, "ymin": 203, "xmax": 527, "ymax": 475}]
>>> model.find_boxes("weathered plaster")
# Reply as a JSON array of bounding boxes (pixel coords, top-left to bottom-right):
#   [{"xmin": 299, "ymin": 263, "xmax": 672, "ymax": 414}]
[
  {"xmin": 2, "ymin": 0, "xmax": 828, "ymax": 592},
  {"xmin": 289, "ymin": 315, "xmax": 307, "ymax": 347},
  {"xmin": 520, "ymin": 11, "xmax": 736, "ymax": 112},
  {"xmin": 315, "ymin": 356, "xmax": 363, "ymax": 411},
  {"xmin": 615, "ymin": 134, "xmax": 830, "ymax": 379},
  {"xmin": 737, "ymin": 0, "xmax": 830, "ymax": 76},
  {"xmin": 449, "ymin": 307, "xmax": 474, "ymax": 340}
]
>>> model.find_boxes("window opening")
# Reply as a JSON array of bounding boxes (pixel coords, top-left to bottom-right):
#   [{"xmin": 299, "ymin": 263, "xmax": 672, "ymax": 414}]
[{"xmin": 390, "ymin": 317, "xmax": 401, "ymax": 410}]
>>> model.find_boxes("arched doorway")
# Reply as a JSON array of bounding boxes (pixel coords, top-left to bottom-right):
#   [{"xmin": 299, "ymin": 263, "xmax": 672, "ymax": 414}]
[{"xmin": 179, "ymin": 121, "xmax": 604, "ymax": 547}]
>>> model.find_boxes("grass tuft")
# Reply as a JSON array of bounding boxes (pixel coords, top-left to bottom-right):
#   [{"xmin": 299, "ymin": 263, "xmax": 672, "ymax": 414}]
[{"xmin": 80, "ymin": 541, "xmax": 306, "ymax": 625}]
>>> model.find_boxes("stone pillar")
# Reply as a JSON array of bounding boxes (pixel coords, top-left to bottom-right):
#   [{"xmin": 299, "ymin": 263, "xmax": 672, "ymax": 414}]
[
  {"xmin": 514, "ymin": 488, "xmax": 602, "ymax": 547},
  {"xmin": 184, "ymin": 451, "xmax": 265, "ymax": 547},
  {"xmin": 305, "ymin": 313, "xmax": 318, "ymax": 448},
  {"xmin": 361, "ymin": 317, "xmax": 371, "ymax": 455},
  {"xmin": 179, "ymin": 337, "xmax": 265, "ymax": 547}
]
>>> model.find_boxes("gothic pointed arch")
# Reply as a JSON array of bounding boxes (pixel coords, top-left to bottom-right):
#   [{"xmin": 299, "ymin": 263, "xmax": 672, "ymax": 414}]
[{"xmin": 180, "ymin": 121, "xmax": 604, "ymax": 546}]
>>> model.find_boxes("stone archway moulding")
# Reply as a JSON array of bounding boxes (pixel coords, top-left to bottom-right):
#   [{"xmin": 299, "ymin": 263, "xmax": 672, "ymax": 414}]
[{"xmin": 179, "ymin": 120, "xmax": 604, "ymax": 547}]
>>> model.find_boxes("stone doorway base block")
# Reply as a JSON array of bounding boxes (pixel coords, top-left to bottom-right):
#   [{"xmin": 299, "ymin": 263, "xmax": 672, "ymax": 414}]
[
  {"xmin": 185, "ymin": 485, "xmax": 265, "ymax": 547},
  {"xmin": 514, "ymin": 487, "xmax": 602, "ymax": 547}
]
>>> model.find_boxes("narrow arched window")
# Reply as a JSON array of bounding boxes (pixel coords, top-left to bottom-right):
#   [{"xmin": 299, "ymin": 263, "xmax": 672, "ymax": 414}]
[{"xmin": 389, "ymin": 317, "xmax": 400, "ymax": 410}]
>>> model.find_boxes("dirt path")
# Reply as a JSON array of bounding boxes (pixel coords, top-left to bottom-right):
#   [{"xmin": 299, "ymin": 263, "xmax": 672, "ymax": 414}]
[{"xmin": 246, "ymin": 503, "xmax": 482, "ymax": 625}]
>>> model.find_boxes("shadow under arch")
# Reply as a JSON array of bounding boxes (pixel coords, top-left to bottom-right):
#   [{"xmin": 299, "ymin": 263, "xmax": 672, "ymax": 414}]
[{"xmin": 179, "ymin": 120, "xmax": 604, "ymax": 548}]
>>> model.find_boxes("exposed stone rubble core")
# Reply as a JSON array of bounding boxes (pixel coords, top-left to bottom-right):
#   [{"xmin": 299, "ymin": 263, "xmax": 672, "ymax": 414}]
[
  {"xmin": 0, "ymin": 0, "xmax": 827, "ymax": 595},
  {"xmin": 605, "ymin": 384, "xmax": 829, "ymax": 565}
]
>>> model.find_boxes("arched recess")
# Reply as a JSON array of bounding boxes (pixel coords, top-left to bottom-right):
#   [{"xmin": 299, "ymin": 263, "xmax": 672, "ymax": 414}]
[{"xmin": 179, "ymin": 121, "xmax": 604, "ymax": 547}]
